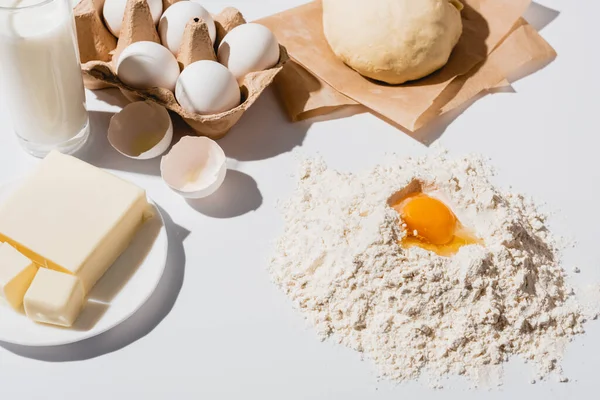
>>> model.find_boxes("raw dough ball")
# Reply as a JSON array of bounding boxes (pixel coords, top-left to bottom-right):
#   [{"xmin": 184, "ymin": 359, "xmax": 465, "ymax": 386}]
[{"xmin": 323, "ymin": 0, "xmax": 463, "ymax": 84}]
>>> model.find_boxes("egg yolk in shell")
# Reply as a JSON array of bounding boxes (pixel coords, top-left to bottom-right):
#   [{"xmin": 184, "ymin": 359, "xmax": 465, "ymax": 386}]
[{"xmin": 392, "ymin": 193, "xmax": 480, "ymax": 256}]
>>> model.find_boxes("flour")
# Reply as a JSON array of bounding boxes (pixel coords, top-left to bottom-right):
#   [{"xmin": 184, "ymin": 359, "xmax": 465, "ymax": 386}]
[{"xmin": 269, "ymin": 149, "xmax": 590, "ymax": 387}]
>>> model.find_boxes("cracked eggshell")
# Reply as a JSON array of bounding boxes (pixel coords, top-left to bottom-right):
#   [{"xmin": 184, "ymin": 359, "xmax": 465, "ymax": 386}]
[
  {"xmin": 158, "ymin": 1, "xmax": 216, "ymax": 55},
  {"xmin": 103, "ymin": 0, "xmax": 163, "ymax": 38},
  {"xmin": 160, "ymin": 136, "xmax": 227, "ymax": 199},
  {"xmin": 108, "ymin": 101, "xmax": 173, "ymax": 160}
]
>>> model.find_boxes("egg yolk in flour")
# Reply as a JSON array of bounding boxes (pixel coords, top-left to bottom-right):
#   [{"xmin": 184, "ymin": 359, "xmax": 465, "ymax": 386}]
[{"xmin": 392, "ymin": 193, "xmax": 480, "ymax": 256}]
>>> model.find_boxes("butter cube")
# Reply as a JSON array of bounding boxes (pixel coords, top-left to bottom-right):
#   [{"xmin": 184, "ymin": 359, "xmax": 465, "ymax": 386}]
[
  {"xmin": 24, "ymin": 268, "xmax": 85, "ymax": 327},
  {"xmin": 0, "ymin": 151, "xmax": 149, "ymax": 294},
  {"xmin": 0, "ymin": 242, "xmax": 38, "ymax": 311}
]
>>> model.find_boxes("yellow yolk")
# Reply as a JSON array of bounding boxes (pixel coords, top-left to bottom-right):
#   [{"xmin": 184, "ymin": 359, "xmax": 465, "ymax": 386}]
[
  {"xmin": 396, "ymin": 194, "xmax": 456, "ymax": 245},
  {"xmin": 392, "ymin": 193, "xmax": 480, "ymax": 256}
]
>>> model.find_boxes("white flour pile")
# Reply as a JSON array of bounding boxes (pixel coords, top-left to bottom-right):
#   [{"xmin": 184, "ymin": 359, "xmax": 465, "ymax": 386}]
[{"xmin": 269, "ymin": 150, "xmax": 589, "ymax": 387}]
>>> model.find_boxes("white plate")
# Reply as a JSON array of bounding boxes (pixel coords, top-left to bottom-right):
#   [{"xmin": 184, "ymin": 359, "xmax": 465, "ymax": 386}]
[{"xmin": 0, "ymin": 181, "xmax": 168, "ymax": 347}]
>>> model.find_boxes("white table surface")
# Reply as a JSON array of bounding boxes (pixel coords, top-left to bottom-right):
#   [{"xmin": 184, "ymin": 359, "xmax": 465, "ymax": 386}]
[{"xmin": 1, "ymin": 0, "xmax": 599, "ymax": 398}]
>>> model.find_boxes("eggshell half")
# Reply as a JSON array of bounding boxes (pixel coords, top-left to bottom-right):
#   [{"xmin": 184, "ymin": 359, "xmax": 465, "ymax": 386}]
[
  {"xmin": 160, "ymin": 136, "xmax": 227, "ymax": 199},
  {"xmin": 218, "ymin": 23, "xmax": 280, "ymax": 82},
  {"xmin": 116, "ymin": 41, "xmax": 180, "ymax": 91},
  {"xmin": 158, "ymin": 1, "xmax": 216, "ymax": 55},
  {"xmin": 103, "ymin": 0, "xmax": 163, "ymax": 38},
  {"xmin": 108, "ymin": 101, "xmax": 173, "ymax": 160}
]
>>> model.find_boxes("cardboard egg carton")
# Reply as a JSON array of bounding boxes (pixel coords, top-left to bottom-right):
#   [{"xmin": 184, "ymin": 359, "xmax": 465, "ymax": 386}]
[{"xmin": 74, "ymin": 0, "xmax": 288, "ymax": 139}]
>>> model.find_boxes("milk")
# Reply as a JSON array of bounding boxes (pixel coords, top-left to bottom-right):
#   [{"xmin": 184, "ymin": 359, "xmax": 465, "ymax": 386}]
[{"xmin": 0, "ymin": 0, "xmax": 88, "ymax": 152}]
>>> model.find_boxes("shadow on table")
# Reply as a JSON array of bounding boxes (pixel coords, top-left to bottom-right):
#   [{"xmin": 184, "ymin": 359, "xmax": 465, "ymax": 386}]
[
  {"xmin": 84, "ymin": 87, "xmax": 310, "ymax": 170},
  {"xmin": 217, "ymin": 87, "xmax": 310, "ymax": 161},
  {"xmin": 524, "ymin": 1, "xmax": 560, "ymax": 32},
  {"xmin": 0, "ymin": 205, "xmax": 189, "ymax": 362},
  {"xmin": 410, "ymin": 85, "xmax": 516, "ymax": 145},
  {"xmin": 186, "ymin": 169, "xmax": 263, "ymax": 218}
]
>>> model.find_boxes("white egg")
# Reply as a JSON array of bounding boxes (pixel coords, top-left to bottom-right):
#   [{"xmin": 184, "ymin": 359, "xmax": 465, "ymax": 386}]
[
  {"xmin": 161, "ymin": 136, "xmax": 227, "ymax": 199},
  {"xmin": 108, "ymin": 101, "xmax": 173, "ymax": 160},
  {"xmin": 158, "ymin": 2, "xmax": 216, "ymax": 55},
  {"xmin": 175, "ymin": 60, "xmax": 240, "ymax": 115},
  {"xmin": 116, "ymin": 41, "xmax": 180, "ymax": 92},
  {"xmin": 217, "ymin": 23, "xmax": 280, "ymax": 81},
  {"xmin": 103, "ymin": 0, "xmax": 163, "ymax": 38}
]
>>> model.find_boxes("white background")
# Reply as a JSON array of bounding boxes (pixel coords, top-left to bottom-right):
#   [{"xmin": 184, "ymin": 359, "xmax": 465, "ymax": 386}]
[{"xmin": 1, "ymin": 0, "xmax": 599, "ymax": 398}]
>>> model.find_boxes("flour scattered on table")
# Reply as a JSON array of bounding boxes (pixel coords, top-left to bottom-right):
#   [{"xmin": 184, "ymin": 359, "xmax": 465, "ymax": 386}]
[{"xmin": 269, "ymin": 149, "xmax": 595, "ymax": 387}]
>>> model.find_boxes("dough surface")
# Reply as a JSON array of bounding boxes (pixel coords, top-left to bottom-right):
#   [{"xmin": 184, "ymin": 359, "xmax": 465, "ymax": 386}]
[{"xmin": 323, "ymin": 0, "xmax": 464, "ymax": 85}]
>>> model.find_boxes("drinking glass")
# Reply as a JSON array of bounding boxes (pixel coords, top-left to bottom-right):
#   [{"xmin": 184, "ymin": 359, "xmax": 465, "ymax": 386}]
[{"xmin": 0, "ymin": 0, "xmax": 90, "ymax": 157}]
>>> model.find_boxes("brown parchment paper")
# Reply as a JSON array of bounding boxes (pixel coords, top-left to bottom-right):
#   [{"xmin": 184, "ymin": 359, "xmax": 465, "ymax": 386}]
[
  {"xmin": 437, "ymin": 18, "xmax": 556, "ymax": 116},
  {"xmin": 273, "ymin": 60, "xmax": 357, "ymax": 121},
  {"xmin": 267, "ymin": 18, "xmax": 555, "ymax": 125},
  {"xmin": 259, "ymin": 0, "xmax": 534, "ymax": 130}
]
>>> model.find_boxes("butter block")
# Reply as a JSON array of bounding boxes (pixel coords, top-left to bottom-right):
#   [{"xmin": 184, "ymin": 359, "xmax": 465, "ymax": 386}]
[
  {"xmin": 0, "ymin": 151, "xmax": 149, "ymax": 294},
  {"xmin": 0, "ymin": 243, "xmax": 38, "ymax": 311},
  {"xmin": 24, "ymin": 268, "xmax": 85, "ymax": 327}
]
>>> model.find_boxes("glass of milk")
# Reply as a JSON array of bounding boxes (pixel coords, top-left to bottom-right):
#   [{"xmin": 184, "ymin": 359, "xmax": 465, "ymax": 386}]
[{"xmin": 0, "ymin": 0, "xmax": 90, "ymax": 157}]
